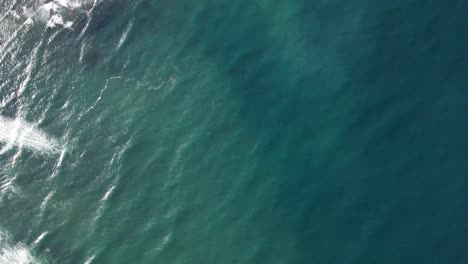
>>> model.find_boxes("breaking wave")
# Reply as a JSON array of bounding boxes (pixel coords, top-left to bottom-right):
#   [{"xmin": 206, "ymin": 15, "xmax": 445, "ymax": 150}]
[
  {"xmin": 0, "ymin": 230, "xmax": 41, "ymax": 264},
  {"xmin": 0, "ymin": 116, "xmax": 60, "ymax": 155}
]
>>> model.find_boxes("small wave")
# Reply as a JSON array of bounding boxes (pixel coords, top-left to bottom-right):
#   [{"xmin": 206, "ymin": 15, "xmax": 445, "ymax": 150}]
[
  {"xmin": 51, "ymin": 147, "xmax": 67, "ymax": 178},
  {"xmin": 93, "ymin": 183, "xmax": 116, "ymax": 224},
  {"xmin": 116, "ymin": 20, "xmax": 133, "ymax": 50},
  {"xmin": 0, "ymin": 116, "xmax": 61, "ymax": 155},
  {"xmin": 150, "ymin": 232, "xmax": 172, "ymax": 256},
  {"xmin": 40, "ymin": 191, "xmax": 56, "ymax": 212}
]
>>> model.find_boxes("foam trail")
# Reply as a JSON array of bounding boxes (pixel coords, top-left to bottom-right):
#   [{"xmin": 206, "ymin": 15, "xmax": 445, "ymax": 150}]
[
  {"xmin": 78, "ymin": 0, "xmax": 99, "ymax": 39},
  {"xmin": 101, "ymin": 185, "xmax": 115, "ymax": 203},
  {"xmin": 85, "ymin": 76, "xmax": 122, "ymax": 113},
  {"xmin": 50, "ymin": 147, "xmax": 66, "ymax": 178},
  {"xmin": 40, "ymin": 191, "xmax": 55, "ymax": 212},
  {"xmin": 83, "ymin": 255, "xmax": 95, "ymax": 264},
  {"xmin": 33, "ymin": 232, "xmax": 48, "ymax": 246},
  {"xmin": 0, "ymin": 116, "xmax": 60, "ymax": 155},
  {"xmin": 117, "ymin": 20, "xmax": 133, "ymax": 50}
]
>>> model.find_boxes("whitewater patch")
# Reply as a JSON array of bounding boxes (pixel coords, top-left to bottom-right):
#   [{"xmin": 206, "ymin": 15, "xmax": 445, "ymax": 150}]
[
  {"xmin": 46, "ymin": 14, "xmax": 73, "ymax": 29},
  {"xmin": 0, "ymin": 116, "xmax": 60, "ymax": 155},
  {"xmin": 1, "ymin": 0, "xmax": 92, "ymax": 31},
  {"xmin": 36, "ymin": 0, "xmax": 88, "ymax": 28},
  {"xmin": 0, "ymin": 230, "xmax": 41, "ymax": 264}
]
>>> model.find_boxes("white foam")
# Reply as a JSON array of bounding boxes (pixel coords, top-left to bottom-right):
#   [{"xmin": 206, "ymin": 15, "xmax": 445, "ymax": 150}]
[
  {"xmin": 0, "ymin": 231, "xmax": 40, "ymax": 264},
  {"xmin": 85, "ymin": 76, "xmax": 122, "ymax": 113},
  {"xmin": 11, "ymin": 11, "xmax": 21, "ymax": 20},
  {"xmin": 51, "ymin": 147, "xmax": 67, "ymax": 178},
  {"xmin": 56, "ymin": 0, "xmax": 84, "ymax": 9},
  {"xmin": 78, "ymin": 0, "xmax": 99, "ymax": 38},
  {"xmin": 25, "ymin": 18, "xmax": 34, "ymax": 25},
  {"xmin": 64, "ymin": 21, "xmax": 74, "ymax": 28},
  {"xmin": 0, "ymin": 0, "xmax": 90, "ymax": 34},
  {"xmin": 0, "ymin": 116, "xmax": 60, "ymax": 155},
  {"xmin": 83, "ymin": 255, "xmax": 95, "ymax": 264},
  {"xmin": 151, "ymin": 232, "xmax": 172, "ymax": 256},
  {"xmin": 40, "ymin": 191, "xmax": 55, "ymax": 211},
  {"xmin": 32, "ymin": 232, "xmax": 48, "ymax": 246},
  {"xmin": 0, "ymin": 245, "xmax": 36, "ymax": 264},
  {"xmin": 100, "ymin": 186, "xmax": 115, "ymax": 203},
  {"xmin": 41, "ymin": 2, "xmax": 60, "ymax": 14},
  {"xmin": 46, "ymin": 14, "xmax": 64, "ymax": 28}
]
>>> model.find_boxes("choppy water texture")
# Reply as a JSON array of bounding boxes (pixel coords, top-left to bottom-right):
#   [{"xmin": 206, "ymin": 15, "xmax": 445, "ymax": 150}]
[{"xmin": 1, "ymin": 0, "xmax": 468, "ymax": 263}]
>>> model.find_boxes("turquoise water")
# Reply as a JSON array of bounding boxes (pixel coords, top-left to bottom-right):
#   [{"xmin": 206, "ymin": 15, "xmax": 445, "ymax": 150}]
[{"xmin": 1, "ymin": 0, "xmax": 468, "ymax": 263}]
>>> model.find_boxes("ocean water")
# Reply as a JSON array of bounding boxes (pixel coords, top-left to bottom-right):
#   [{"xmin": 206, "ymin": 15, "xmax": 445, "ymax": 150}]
[{"xmin": 1, "ymin": 0, "xmax": 468, "ymax": 263}]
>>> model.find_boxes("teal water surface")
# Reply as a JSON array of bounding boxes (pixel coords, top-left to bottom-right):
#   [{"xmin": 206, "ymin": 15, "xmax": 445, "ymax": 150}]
[{"xmin": 1, "ymin": 0, "xmax": 468, "ymax": 263}]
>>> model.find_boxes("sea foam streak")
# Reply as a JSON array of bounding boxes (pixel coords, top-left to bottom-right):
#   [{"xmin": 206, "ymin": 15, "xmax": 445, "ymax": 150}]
[{"xmin": 0, "ymin": 116, "xmax": 60, "ymax": 154}]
